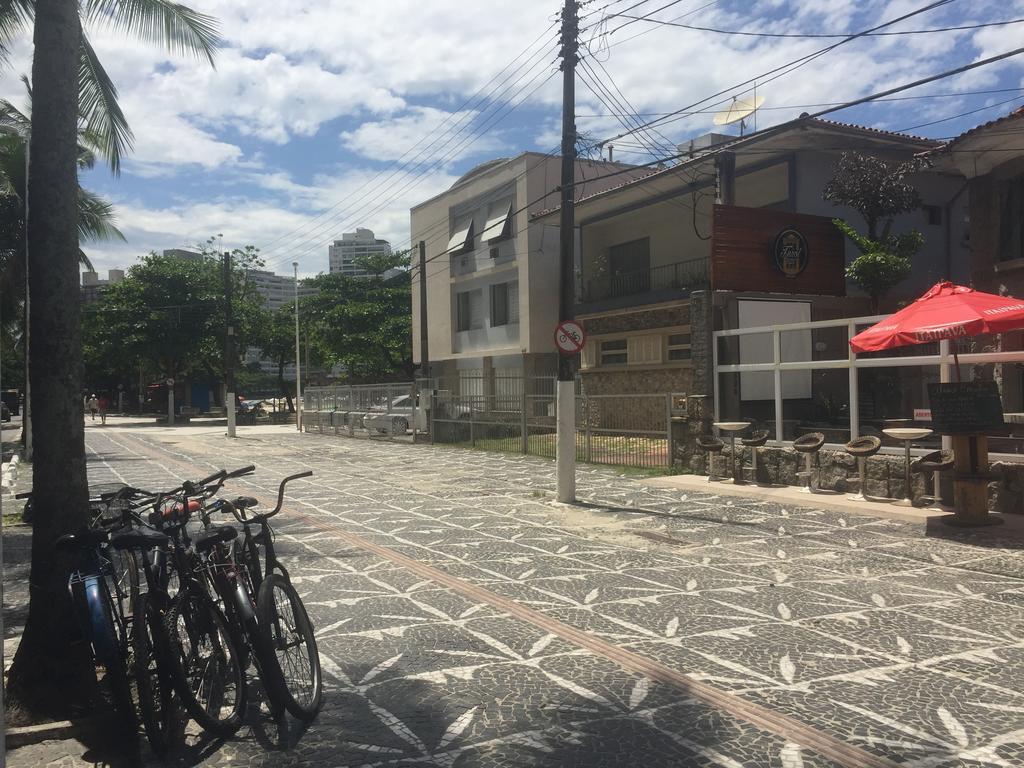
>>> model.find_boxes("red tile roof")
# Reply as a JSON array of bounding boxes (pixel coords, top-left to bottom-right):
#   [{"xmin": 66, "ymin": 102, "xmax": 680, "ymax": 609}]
[{"xmin": 930, "ymin": 106, "xmax": 1024, "ymax": 152}]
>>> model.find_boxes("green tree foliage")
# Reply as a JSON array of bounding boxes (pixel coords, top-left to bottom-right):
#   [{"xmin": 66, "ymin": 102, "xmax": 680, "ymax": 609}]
[
  {"xmin": 824, "ymin": 152, "xmax": 924, "ymax": 311},
  {"xmin": 823, "ymin": 152, "xmax": 921, "ymax": 240},
  {"xmin": 304, "ymin": 250, "xmax": 413, "ymax": 382},
  {"xmin": 83, "ymin": 245, "xmax": 267, "ymax": 398}
]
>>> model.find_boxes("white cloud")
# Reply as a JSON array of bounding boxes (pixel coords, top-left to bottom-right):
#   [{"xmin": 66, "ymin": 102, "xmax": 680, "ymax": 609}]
[{"xmin": 339, "ymin": 106, "xmax": 508, "ymax": 163}]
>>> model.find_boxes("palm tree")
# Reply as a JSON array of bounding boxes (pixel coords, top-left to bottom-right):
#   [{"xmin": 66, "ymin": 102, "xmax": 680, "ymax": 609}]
[
  {"xmin": 0, "ymin": 0, "xmax": 220, "ymax": 173},
  {"xmin": 4, "ymin": 0, "xmax": 219, "ymax": 720}
]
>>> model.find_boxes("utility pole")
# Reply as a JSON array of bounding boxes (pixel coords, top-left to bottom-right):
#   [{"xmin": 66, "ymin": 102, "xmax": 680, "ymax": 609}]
[
  {"xmin": 556, "ymin": 0, "xmax": 579, "ymax": 503},
  {"xmin": 293, "ymin": 262, "xmax": 302, "ymax": 432},
  {"xmin": 418, "ymin": 240, "xmax": 429, "ymax": 380},
  {"xmin": 224, "ymin": 252, "xmax": 237, "ymax": 438}
]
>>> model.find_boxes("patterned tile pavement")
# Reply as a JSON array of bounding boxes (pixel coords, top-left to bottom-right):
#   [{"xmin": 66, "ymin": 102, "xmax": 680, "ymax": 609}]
[{"xmin": 7, "ymin": 422, "xmax": 1024, "ymax": 767}]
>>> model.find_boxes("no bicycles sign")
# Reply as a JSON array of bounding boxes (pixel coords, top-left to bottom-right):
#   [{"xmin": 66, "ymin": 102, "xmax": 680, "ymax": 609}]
[{"xmin": 554, "ymin": 320, "xmax": 586, "ymax": 356}]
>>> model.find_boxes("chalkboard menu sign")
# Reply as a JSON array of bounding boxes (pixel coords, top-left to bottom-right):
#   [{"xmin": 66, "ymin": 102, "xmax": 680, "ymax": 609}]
[{"xmin": 927, "ymin": 381, "xmax": 1005, "ymax": 434}]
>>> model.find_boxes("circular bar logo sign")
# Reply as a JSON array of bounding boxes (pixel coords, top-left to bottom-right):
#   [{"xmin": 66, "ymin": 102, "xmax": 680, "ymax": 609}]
[{"xmin": 772, "ymin": 228, "xmax": 809, "ymax": 278}]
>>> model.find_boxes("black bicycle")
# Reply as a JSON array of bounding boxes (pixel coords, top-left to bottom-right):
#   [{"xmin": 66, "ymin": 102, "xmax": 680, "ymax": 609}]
[{"xmin": 210, "ymin": 470, "xmax": 322, "ymax": 721}]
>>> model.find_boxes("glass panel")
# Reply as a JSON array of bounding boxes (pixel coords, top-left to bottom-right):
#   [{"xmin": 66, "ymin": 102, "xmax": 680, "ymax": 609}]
[
  {"xmin": 781, "ymin": 325, "xmax": 848, "ymax": 363},
  {"xmin": 668, "ymin": 333, "xmax": 691, "ymax": 346},
  {"xmin": 668, "ymin": 348, "xmax": 692, "ymax": 361},
  {"xmin": 602, "ymin": 339, "xmax": 627, "ymax": 351},
  {"xmin": 857, "ymin": 366, "xmax": 941, "ymax": 449},
  {"xmin": 784, "ymin": 369, "xmax": 849, "ymax": 443},
  {"xmin": 717, "ymin": 368, "xmax": 776, "ymax": 434}
]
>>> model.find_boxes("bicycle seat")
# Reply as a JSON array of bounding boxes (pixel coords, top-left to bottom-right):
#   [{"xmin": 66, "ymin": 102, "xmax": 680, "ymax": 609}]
[
  {"xmin": 109, "ymin": 529, "xmax": 169, "ymax": 551},
  {"xmin": 160, "ymin": 498, "xmax": 202, "ymax": 519},
  {"xmin": 232, "ymin": 496, "xmax": 259, "ymax": 509},
  {"xmin": 55, "ymin": 529, "xmax": 109, "ymax": 550},
  {"xmin": 194, "ymin": 525, "xmax": 238, "ymax": 552}
]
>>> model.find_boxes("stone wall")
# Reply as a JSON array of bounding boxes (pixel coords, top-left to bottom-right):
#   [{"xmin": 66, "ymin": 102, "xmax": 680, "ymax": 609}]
[{"xmin": 584, "ymin": 304, "xmax": 690, "ymax": 336}]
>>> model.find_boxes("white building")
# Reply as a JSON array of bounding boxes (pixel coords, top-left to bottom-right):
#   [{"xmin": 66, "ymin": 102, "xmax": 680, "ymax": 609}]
[
  {"xmin": 247, "ymin": 269, "xmax": 317, "ymax": 312},
  {"xmin": 328, "ymin": 228, "xmax": 394, "ymax": 277},
  {"xmin": 410, "ymin": 153, "xmax": 641, "ymax": 382},
  {"xmin": 81, "ymin": 268, "xmax": 125, "ymax": 303}
]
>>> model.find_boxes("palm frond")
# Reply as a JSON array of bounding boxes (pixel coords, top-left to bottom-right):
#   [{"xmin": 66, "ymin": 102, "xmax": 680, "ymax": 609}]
[
  {"xmin": 78, "ymin": 187, "xmax": 125, "ymax": 243},
  {"xmin": 0, "ymin": 0, "xmax": 32, "ymax": 65},
  {"xmin": 79, "ymin": 33, "xmax": 134, "ymax": 174},
  {"xmin": 83, "ymin": 0, "xmax": 221, "ymax": 66},
  {"xmin": 77, "ymin": 249, "xmax": 96, "ymax": 271},
  {"xmin": 0, "ymin": 98, "xmax": 28, "ymax": 137}
]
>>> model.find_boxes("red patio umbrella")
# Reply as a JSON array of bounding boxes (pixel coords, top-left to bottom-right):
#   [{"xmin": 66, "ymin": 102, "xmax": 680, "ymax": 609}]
[{"xmin": 850, "ymin": 282, "xmax": 1024, "ymax": 374}]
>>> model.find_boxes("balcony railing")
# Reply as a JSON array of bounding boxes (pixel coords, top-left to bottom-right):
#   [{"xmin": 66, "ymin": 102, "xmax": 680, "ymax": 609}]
[{"xmin": 580, "ymin": 257, "xmax": 710, "ymax": 304}]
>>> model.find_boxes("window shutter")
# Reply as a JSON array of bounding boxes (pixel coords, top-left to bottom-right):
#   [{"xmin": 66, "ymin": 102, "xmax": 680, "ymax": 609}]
[
  {"xmin": 581, "ymin": 340, "xmax": 596, "ymax": 369},
  {"xmin": 628, "ymin": 335, "xmax": 662, "ymax": 365}
]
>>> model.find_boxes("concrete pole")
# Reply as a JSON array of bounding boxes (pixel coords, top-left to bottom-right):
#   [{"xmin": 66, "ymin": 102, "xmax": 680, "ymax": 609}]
[
  {"xmin": 168, "ymin": 382, "xmax": 174, "ymax": 426},
  {"xmin": 294, "ymin": 262, "xmax": 303, "ymax": 431},
  {"xmin": 224, "ymin": 252, "xmax": 236, "ymax": 438},
  {"xmin": 555, "ymin": 0, "xmax": 579, "ymax": 504}
]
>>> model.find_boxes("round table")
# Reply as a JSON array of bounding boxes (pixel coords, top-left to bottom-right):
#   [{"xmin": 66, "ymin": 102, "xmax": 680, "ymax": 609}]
[
  {"xmin": 882, "ymin": 427, "xmax": 933, "ymax": 507},
  {"xmin": 714, "ymin": 421, "xmax": 751, "ymax": 483}
]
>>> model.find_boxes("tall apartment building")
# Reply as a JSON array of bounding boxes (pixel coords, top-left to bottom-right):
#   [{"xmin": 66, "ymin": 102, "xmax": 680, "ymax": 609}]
[
  {"xmin": 81, "ymin": 268, "xmax": 125, "ymax": 303},
  {"xmin": 328, "ymin": 228, "xmax": 393, "ymax": 277},
  {"xmin": 410, "ymin": 153, "xmax": 640, "ymax": 383},
  {"xmin": 247, "ymin": 269, "xmax": 317, "ymax": 312}
]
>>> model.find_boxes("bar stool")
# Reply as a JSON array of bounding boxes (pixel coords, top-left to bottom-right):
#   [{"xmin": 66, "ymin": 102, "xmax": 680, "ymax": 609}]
[
  {"xmin": 911, "ymin": 450, "xmax": 954, "ymax": 507},
  {"xmin": 845, "ymin": 435, "xmax": 882, "ymax": 501},
  {"xmin": 794, "ymin": 432, "xmax": 826, "ymax": 493},
  {"xmin": 697, "ymin": 435, "xmax": 725, "ymax": 482},
  {"xmin": 741, "ymin": 430, "xmax": 770, "ymax": 485}
]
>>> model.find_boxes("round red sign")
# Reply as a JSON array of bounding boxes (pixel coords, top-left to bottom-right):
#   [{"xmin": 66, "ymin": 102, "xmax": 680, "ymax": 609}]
[{"xmin": 554, "ymin": 320, "xmax": 586, "ymax": 355}]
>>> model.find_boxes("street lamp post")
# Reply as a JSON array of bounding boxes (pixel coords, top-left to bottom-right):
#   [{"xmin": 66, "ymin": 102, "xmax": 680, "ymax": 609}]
[{"xmin": 293, "ymin": 262, "xmax": 302, "ymax": 432}]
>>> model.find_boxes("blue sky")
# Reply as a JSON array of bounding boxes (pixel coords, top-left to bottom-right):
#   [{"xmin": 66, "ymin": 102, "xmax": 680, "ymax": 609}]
[{"xmin": 3, "ymin": 0, "xmax": 1023, "ymax": 277}]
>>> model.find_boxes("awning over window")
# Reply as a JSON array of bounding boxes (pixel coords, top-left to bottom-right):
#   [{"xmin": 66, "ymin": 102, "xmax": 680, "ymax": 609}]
[
  {"xmin": 447, "ymin": 217, "xmax": 474, "ymax": 254},
  {"xmin": 480, "ymin": 201, "xmax": 512, "ymax": 242}
]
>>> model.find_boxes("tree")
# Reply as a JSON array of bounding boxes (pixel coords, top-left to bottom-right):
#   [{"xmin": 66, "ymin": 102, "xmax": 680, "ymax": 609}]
[
  {"xmin": 823, "ymin": 152, "xmax": 921, "ymax": 240},
  {"xmin": 304, "ymin": 251, "xmax": 413, "ymax": 382},
  {"xmin": 82, "ymin": 247, "xmax": 267, "ymax": 403},
  {"xmin": 6, "ymin": 0, "xmax": 96, "ymax": 721},
  {"xmin": 824, "ymin": 152, "xmax": 924, "ymax": 312},
  {"xmin": 5, "ymin": 0, "xmax": 220, "ymax": 721},
  {"xmin": 259, "ymin": 304, "xmax": 300, "ymax": 412},
  {"xmin": 0, "ymin": 0, "xmax": 219, "ymax": 173}
]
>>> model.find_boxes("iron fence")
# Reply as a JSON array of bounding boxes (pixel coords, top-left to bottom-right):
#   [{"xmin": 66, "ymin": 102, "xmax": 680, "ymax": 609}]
[
  {"xmin": 431, "ymin": 372, "xmax": 673, "ymax": 469},
  {"xmin": 302, "ymin": 382, "xmax": 421, "ymax": 441}
]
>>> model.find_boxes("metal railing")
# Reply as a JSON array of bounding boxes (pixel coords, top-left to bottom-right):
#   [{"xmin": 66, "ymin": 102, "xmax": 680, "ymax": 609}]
[
  {"xmin": 431, "ymin": 373, "xmax": 673, "ymax": 469},
  {"xmin": 581, "ymin": 257, "xmax": 709, "ymax": 303},
  {"xmin": 302, "ymin": 382, "xmax": 420, "ymax": 441}
]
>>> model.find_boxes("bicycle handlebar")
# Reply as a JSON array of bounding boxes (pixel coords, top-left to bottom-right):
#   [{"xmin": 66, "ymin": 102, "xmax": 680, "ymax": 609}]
[{"xmin": 223, "ymin": 470, "xmax": 313, "ymax": 525}]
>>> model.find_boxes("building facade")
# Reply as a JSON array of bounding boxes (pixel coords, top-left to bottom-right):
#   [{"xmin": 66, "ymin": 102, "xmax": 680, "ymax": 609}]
[
  {"xmin": 535, "ymin": 118, "xmax": 969, "ymax": 438},
  {"xmin": 81, "ymin": 268, "xmax": 125, "ymax": 303},
  {"xmin": 329, "ymin": 228, "xmax": 393, "ymax": 277},
  {"xmin": 410, "ymin": 153, "xmax": 642, "ymax": 387}
]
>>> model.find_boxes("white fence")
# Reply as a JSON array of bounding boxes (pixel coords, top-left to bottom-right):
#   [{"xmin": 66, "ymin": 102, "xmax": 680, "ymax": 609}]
[{"xmin": 713, "ymin": 314, "xmax": 1024, "ymax": 457}]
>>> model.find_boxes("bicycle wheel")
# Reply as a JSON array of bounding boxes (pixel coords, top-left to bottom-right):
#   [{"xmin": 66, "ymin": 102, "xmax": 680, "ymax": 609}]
[
  {"xmin": 257, "ymin": 573, "xmax": 322, "ymax": 721},
  {"xmin": 85, "ymin": 577, "xmax": 138, "ymax": 731},
  {"xmin": 131, "ymin": 593, "xmax": 180, "ymax": 754},
  {"xmin": 164, "ymin": 588, "xmax": 246, "ymax": 736}
]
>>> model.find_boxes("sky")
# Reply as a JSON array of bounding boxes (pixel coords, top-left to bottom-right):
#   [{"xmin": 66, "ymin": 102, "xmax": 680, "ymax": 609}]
[{"xmin": 2, "ymin": 0, "xmax": 1024, "ymax": 278}]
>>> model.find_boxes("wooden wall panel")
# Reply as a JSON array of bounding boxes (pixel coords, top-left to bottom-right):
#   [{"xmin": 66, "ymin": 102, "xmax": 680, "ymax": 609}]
[{"xmin": 711, "ymin": 204, "xmax": 846, "ymax": 296}]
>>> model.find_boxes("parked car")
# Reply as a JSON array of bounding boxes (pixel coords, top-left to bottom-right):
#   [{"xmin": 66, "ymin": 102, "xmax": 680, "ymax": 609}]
[{"xmin": 364, "ymin": 396, "xmax": 416, "ymax": 435}]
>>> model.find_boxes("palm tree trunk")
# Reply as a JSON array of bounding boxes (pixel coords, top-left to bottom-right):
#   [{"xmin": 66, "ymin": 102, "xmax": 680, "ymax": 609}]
[{"xmin": 6, "ymin": 0, "xmax": 96, "ymax": 719}]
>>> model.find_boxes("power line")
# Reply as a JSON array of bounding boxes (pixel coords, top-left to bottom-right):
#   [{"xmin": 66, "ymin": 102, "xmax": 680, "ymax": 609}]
[
  {"xmin": 612, "ymin": 14, "xmax": 1024, "ymax": 38},
  {"xmin": 589, "ymin": 0, "xmax": 958, "ymax": 145},
  {"xmin": 257, "ymin": 22, "xmax": 561, "ymax": 260},
  {"xmin": 576, "ymin": 87, "xmax": 1024, "ymax": 117},
  {"xmin": 898, "ymin": 95, "xmax": 1024, "ymax": 132}
]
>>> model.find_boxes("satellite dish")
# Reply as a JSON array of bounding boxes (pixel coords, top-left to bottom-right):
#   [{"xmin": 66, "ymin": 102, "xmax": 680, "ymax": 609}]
[{"xmin": 713, "ymin": 95, "xmax": 766, "ymax": 136}]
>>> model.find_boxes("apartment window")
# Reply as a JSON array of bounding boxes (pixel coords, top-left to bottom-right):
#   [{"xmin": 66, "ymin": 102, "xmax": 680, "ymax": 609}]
[
  {"xmin": 456, "ymin": 289, "xmax": 483, "ymax": 331},
  {"xmin": 600, "ymin": 339, "xmax": 628, "ymax": 365},
  {"xmin": 491, "ymin": 283, "xmax": 509, "ymax": 327},
  {"xmin": 490, "ymin": 281, "xmax": 519, "ymax": 326},
  {"xmin": 481, "ymin": 199, "xmax": 513, "ymax": 242},
  {"xmin": 667, "ymin": 333, "xmax": 692, "ymax": 361},
  {"xmin": 924, "ymin": 205, "xmax": 942, "ymax": 226},
  {"xmin": 448, "ymin": 215, "xmax": 475, "ymax": 255},
  {"xmin": 998, "ymin": 176, "xmax": 1024, "ymax": 262}
]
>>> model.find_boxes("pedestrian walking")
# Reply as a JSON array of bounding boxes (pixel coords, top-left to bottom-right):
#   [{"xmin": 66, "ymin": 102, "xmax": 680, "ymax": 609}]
[
  {"xmin": 87, "ymin": 393, "xmax": 99, "ymax": 420},
  {"xmin": 98, "ymin": 394, "xmax": 109, "ymax": 425}
]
